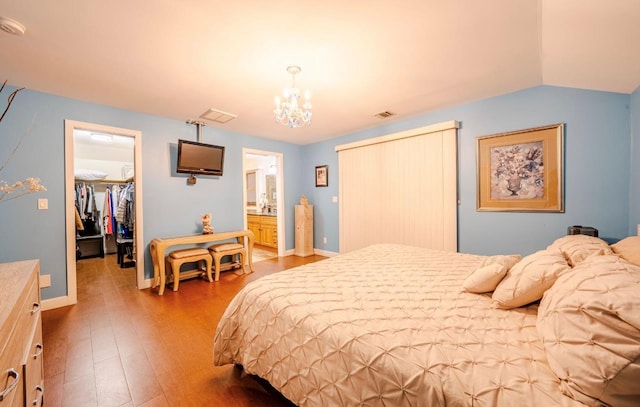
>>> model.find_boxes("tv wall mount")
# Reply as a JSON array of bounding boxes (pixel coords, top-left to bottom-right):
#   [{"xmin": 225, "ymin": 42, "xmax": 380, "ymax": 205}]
[{"xmin": 184, "ymin": 120, "xmax": 206, "ymax": 184}]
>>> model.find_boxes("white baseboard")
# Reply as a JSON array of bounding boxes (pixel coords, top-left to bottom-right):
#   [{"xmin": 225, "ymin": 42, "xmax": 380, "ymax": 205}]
[
  {"xmin": 314, "ymin": 248, "xmax": 338, "ymax": 257},
  {"xmin": 140, "ymin": 277, "xmax": 153, "ymax": 289},
  {"xmin": 281, "ymin": 248, "xmax": 338, "ymax": 257},
  {"xmin": 41, "ymin": 295, "xmax": 76, "ymax": 311}
]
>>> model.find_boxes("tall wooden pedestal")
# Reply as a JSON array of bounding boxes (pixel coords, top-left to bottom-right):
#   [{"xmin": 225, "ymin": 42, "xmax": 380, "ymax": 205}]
[{"xmin": 294, "ymin": 204, "xmax": 314, "ymax": 257}]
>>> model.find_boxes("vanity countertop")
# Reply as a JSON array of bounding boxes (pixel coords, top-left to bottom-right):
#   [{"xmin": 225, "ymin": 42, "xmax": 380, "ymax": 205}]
[{"xmin": 247, "ymin": 210, "xmax": 277, "ymax": 217}]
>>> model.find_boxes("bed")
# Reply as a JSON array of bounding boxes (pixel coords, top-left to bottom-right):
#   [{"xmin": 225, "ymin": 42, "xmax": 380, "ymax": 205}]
[{"xmin": 214, "ymin": 237, "xmax": 640, "ymax": 406}]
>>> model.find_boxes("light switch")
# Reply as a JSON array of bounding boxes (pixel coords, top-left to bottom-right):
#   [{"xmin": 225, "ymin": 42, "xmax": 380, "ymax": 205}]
[
  {"xmin": 37, "ymin": 198, "xmax": 48, "ymax": 210},
  {"xmin": 332, "ymin": 196, "xmax": 338, "ymax": 203}
]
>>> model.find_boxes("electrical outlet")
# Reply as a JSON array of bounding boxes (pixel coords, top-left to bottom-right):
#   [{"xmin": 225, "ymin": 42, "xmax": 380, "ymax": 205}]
[
  {"xmin": 39, "ymin": 274, "xmax": 51, "ymax": 288},
  {"xmin": 37, "ymin": 198, "xmax": 48, "ymax": 210},
  {"xmin": 323, "ymin": 237, "xmax": 327, "ymax": 244}
]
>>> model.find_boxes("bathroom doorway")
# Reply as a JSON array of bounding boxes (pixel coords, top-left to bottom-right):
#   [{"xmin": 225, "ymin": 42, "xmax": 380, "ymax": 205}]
[{"xmin": 242, "ymin": 148, "xmax": 285, "ymax": 257}]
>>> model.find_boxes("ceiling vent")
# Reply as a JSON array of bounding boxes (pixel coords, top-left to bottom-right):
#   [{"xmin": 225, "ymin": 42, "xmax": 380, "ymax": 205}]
[
  {"xmin": 199, "ymin": 108, "xmax": 236, "ymax": 124},
  {"xmin": 0, "ymin": 17, "xmax": 26, "ymax": 36},
  {"xmin": 374, "ymin": 111, "xmax": 395, "ymax": 119}
]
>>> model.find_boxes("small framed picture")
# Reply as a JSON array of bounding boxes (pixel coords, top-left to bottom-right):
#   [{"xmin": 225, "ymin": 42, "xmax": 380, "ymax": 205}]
[
  {"xmin": 315, "ymin": 165, "xmax": 328, "ymax": 187},
  {"xmin": 476, "ymin": 123, "xmax": 564, "ymax": 212}
]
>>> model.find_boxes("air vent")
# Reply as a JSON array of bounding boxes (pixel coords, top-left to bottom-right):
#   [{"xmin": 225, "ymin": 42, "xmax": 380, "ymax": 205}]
[
  {"xmin": 374, "ymin": 111, "xmax": 395, "ymax": 119},
  {"xmin": 199, "ymin": 108, "xmax": 237, "ymax": 124}
]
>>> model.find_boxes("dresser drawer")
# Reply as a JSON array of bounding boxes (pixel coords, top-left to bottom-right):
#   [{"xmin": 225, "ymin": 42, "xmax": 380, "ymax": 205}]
[
  {"xmin": 0, "ymin": 260, "xmax": 42, "ymax": 407},
  {"xmin": 0, "ymin": 362, "xmax": 22, "ymax": 407},
  {"xmin": 0, "ymin": 282, "xmax": 36, "ymax": 407},
  {"xmin": 24, "ymin": 319, "xmax": 43, "ymax": 407}
]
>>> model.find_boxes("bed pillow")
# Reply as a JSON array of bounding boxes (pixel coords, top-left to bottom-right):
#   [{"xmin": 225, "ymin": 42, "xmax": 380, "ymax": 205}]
[
  {"xmin": 491, "ymin": 249, "xmax": 570, "ymax": 309},
  {"xmin": 462, "ymin": 255, "xmax": 521, "ymax": 293},
  {"xmin": 537, "ymin": 255, "xmax": 640, "ymax": 407},
  {"xmin": 611, "ymin": 236, "xmax": 640, "ymax": 266},
  {"xmin": 547, "ymin": 234, "xmax": 613, "ymax": 266}
]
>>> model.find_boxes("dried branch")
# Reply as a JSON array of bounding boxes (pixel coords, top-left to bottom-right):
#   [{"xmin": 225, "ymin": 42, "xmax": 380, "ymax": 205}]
[
  {"xmin": 0, "ymin": 80, "xmax": 25, "ymax": 123},
  {"xmin": 0, "ymin": 80, "xmax": 46, "ymax": 203}
]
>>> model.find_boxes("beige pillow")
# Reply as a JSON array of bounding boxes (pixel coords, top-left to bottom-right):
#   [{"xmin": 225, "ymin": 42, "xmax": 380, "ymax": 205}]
[
  {"xmin": 547, "ymin": 234, "xmax": 613, "ymax": 266},
  {"xmin": 537, "ymin": 255, "xmax": 640, "ymax": 407},
  {"xmin": 491, "ymin": 249, "xmax": 570, "ymax": 309},
  {"xmin": 462, "ymin": 255, "xmax": 521, "ymax": 293},
  {"xmin": 611, "ymin": 236, "xmax": 640, "ymax": 266}
]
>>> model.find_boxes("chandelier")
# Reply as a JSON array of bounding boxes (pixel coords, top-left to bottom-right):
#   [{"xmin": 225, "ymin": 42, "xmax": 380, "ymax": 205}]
[{"xmin": 273, "ymin": 66, "xmax": 312, "ymax": 128}]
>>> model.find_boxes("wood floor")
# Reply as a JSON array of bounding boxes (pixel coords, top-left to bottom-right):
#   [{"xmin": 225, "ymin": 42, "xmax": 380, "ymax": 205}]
[{"xmin": 42, "ymin": 247, "xmax": 327, "ymax": 406}]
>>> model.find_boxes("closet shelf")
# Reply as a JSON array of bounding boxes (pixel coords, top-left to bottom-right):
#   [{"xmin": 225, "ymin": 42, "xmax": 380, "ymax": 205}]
[{"xmin": 75, "ymin": 178, "xmax": 132, "ymax": 184}]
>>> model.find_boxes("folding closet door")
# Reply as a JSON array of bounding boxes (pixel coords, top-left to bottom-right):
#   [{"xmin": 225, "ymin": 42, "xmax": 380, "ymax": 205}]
[{"xmin": 337, "ymin": 121, "xmax": 458, "ymax": 253}]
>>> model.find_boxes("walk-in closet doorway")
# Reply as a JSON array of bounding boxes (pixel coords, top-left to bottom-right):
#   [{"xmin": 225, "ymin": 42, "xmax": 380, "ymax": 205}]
[{"xmin": 63, "ymin": 120, "xmax": 145, "ymax": 307}]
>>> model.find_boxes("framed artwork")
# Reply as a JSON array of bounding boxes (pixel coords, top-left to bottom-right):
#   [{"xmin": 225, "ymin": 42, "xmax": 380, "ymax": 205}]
[
  {"xmin": 315, "ymin": 165, "xmax": 328, "ymax": 187},
  {"xmin": 476, "ymin": 123, "xmax": 564, "ymax": 212}
]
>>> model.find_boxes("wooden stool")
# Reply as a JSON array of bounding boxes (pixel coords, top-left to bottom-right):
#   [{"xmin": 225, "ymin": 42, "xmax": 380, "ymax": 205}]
[
  {"xmin": 164, "ymin": 247, "xmax": 212, "ymax": 293},
  {"xmin": 208, "ymin": 243, "xmax": 246, "ymax": 281}
]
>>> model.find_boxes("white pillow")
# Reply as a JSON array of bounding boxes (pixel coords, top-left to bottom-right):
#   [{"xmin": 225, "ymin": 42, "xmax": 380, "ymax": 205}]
[
  {"xmin": 547, "ymin": 234, "xmax": 613, "ymax": 266},
  {"xmin": 537, "ymin": 255, "xmax": 640, "ymax": 407},
  {"xmin": 491, "ymin": 249, "xmax": 570, "ymax": 309},
  {"xmin": 462, "ymin": 255, "xmax": 521, "ymax": 293},
  {"xmin": 74, "ymin": 168, "xmax": 108, "ymax": 181}
]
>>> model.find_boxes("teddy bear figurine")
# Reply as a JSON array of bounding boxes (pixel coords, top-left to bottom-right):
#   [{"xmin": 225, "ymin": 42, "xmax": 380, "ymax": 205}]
[{"xmin": 201, "ymin": 213, "xmax": 214, "ymax": 234}]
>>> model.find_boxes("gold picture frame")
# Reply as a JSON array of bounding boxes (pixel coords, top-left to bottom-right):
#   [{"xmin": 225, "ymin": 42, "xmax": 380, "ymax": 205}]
[{"xmin": 476, "ymin": 123, "xmax": 564, "ymax": 212}]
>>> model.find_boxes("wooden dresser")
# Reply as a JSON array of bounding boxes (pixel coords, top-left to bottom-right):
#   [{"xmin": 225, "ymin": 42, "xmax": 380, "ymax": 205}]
[{"xmin": 0, "ymin": 260, "xmax": 44, "ymax": 407}]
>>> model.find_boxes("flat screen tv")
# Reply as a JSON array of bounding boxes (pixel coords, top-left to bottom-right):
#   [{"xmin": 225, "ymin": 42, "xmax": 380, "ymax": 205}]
[{"xmin": 176, "ymin": 139, "xmax": 225, "ymax": 176}]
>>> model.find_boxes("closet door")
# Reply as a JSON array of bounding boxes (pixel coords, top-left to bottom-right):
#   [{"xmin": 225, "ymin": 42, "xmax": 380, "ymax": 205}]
[{"xmin": 337, "ymin": 121, "xmax": 458, "ymax": 253}]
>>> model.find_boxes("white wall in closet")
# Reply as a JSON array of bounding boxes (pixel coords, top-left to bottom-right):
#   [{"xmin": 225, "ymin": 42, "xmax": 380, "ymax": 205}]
[{"xmin": 74, "ymin": 131, "xmax": 134, "ymax": 179}]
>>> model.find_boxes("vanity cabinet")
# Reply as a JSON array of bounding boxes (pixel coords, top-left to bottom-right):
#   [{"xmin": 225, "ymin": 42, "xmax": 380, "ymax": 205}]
[
  {"xmin": 0, "ymin": 260, "xmax": 44, "ymax": 407},
  {"xmin": 247, "ymin": 214, "xmax": 278, "ymax": 248}
]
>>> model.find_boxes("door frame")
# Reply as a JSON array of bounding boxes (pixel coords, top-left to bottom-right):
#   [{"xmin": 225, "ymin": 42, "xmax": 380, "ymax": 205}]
[
  {"xmin": 242, "ymin": 148, "xmax": 285, "ymax": 256},
  {"xmin": 61, "ymin": 120, "xmax": 145, "ymax": 307}
]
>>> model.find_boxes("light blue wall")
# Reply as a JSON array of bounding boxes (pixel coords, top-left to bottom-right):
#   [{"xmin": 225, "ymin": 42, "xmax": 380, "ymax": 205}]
[
  {"xmin": 0, "ymin": 87, "xmax": 304, "ymax": 300},
  {"xmin": 0, "ymin": 84, "xmax": 634, "ymax": 301},
  {"xmin": 630, "ymin": 86, "xmax": 640, "ymax": 234},
  {"xmin": 302, "ymin": 85, "xmax": 631, "ymax": 255}
]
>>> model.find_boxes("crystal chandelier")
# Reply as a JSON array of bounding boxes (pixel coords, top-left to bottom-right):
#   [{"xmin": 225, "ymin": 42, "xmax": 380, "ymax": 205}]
[{"xmin": 274, "ymin": 66, "xmax": 312, "ymax": 128}]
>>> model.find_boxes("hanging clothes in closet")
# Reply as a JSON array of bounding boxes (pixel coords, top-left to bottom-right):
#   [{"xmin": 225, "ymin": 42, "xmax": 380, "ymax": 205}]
[
  {"xmin": 74, "ymin": 181, "xmax": 104, "ymax": 261},
  {"xmin": 115, "ymin": 182, "xmax": 134, "ymax": 238},
  {"xmin": 74, "ymin": 182, "xmax": 100, "ymax": 236},
  {"xmin": 115, "ymin": 181, "xmax": 136, "ymax": 268},
  {"xmin": 102, "ymin": 183, "xmax": 120, "ymax": 254}
]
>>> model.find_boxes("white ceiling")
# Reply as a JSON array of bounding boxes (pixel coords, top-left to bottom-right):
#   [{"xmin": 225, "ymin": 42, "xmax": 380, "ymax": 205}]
[{"xmin": 1, "ymin": 0, "xmax": 638, "ymax": 145}]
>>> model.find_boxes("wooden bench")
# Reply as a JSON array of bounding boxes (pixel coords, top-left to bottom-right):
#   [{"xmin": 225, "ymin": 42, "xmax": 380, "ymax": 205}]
[
  {"xmin": 149, "ymin": 231, "xmax": 255, "ymax": 296},
  {"xmin": 164, "ymin": 247, "xmax": 212, "ymax": 294},
  {"xmin": 208, "ymin": 243, "xmax": 246, "ymax": 281}
]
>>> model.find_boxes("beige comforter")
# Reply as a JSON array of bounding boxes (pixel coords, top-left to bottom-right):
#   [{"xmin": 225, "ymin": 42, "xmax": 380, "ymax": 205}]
[{"xmin": 214, "ymin": 244, "xmax": 584, "ymax": 406}]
